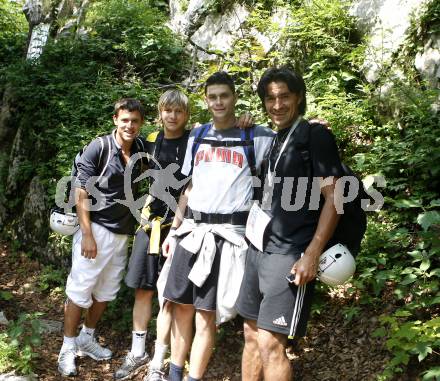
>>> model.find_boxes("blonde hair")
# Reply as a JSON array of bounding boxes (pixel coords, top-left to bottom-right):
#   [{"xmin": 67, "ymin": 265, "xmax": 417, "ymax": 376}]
[{"xmin": 157, "ymin": 89, "xmax": 190, "ymax": 124}]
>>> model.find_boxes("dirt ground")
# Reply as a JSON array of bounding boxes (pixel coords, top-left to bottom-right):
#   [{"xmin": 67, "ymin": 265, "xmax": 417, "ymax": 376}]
[{"xmin": 0, "ymin": 241, "xmax": 422, "ymax": 381}]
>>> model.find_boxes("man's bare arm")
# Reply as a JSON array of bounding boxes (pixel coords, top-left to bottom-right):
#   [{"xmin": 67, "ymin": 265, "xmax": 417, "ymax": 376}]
[
  {"xmin": 75, "ymin": 187, "xmax": 97, "ymax": 259},
  {"xmin": 162, "ymin": 180, "xmax": 192, "ymax": 256},
  {"xmin": 171, "ymin": 180, "xmax": 192, "ymax": 229},
  {"xmin": 291, "ymin": 177, "xmax": 341, "ymax": 286}
]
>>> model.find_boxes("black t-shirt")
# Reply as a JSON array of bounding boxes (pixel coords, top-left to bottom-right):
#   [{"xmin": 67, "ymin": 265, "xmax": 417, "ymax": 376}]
[
  {"xmin": 263, "ymin": 119, "xmax": 344, "ymax": 254},
  {"xmin": 146, "ymin": 130, "xmax": 190, "ymax": 218}
]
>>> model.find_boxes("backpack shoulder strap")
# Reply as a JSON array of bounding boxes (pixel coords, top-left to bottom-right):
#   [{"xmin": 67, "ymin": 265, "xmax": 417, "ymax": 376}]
[
  {"xmin": 177, "ymin": 129, "xmax": 191, "ymax": 165},
  {"xmin": 241, "ymin": 126, "xmax": 257, "ymax": 176},
  {"xmin": 294, "ymin": 120, "xmax": 313, "ymax": 178},
  {"xmin": 190, "ymin": 123, "xmax": 212, "ymax": 170},
  {"xmin": 147, "ymin": 131, "xmax": 160, "ymax": 143},
  {"xmin": 152, "ymin": 130, "xmax": 165, "ymax": 161},
  {"xmin": 135, "ymin": 135, "xmax": 146, "ymax": 152},
  {"xmin": 96, "ymin": 135, "xmax": 111, "ymax": 182}
]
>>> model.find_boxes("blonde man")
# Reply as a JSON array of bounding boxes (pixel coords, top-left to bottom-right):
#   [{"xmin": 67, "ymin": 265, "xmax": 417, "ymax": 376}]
[{"xmin": 114, "ymin": 89, "xmax": 191, "ymax": 381}]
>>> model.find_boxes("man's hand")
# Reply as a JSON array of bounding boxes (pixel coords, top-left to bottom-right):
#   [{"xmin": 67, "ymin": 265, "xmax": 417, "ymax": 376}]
[
  {"xmin": 81, "ymin": 233, "xmax": 97, "ymax": 259},
  {"xmin": 235, "ymin": 112, "xmax": 254, "ymax": 129},
  {"xmin": 290, "ymin": 249, "xmax": 320, "ymax": 286},
  {"xmin": 162, "ymin": 231, "xmax": 177, "ymax": 258}
]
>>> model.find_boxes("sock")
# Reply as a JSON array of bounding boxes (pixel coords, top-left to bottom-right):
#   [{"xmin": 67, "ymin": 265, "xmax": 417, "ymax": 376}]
[
  {"xmin": 187, "ymin": 377, "xmax": 201, "ymax": 381},
  {"xmin": 79, "ymin": 325, "xmax": 95, "ymax": 341},
  {"xmin": 131, "ymin": 330, "xmax": 147, "ymax": 358},
  {"xmin": 168, "ymin": 363, "xmax": 183, "ymax": 381},
  {"xmin": 150, "ymin": 340, "xmax": 169, "ymax": 370},
  {"xmin": 61, "ymin": 336, "xmax": 76, "ymax": 351}
]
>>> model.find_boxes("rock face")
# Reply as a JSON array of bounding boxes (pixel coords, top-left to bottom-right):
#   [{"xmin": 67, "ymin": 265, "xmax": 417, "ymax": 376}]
[
  {"xmin": 169, "ymin": 0, "xmax": 439, "ymax": 88},
  {"xmin": 168, "ymin": 0, "xmax": 288, "ymax": 61},
  {"xmin": 350, "ymin": 0, "xmax": 438, "ymax": 86},
  {"xmin": 415, "ymin": 34, "xmax": 440, "ymax": 87}
]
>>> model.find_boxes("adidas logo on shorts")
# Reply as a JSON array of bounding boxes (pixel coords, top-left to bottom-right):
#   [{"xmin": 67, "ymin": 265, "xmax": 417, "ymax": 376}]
[{"xmin": 272, "ymin": 316, "xmax": 288, "ymax": 327}]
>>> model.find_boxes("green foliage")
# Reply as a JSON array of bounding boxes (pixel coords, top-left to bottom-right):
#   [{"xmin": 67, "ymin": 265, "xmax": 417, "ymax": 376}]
[
  {"xmin": 0, "ymin": 0, "xmax": 190, "ymax": 250},
  {"xmin": 0, "ymin": 313, "xmax": 43, "ymax": 375},
  {"xmin": 37, "ymin": 264, "xmax": 66, "ymax": 292},
  {"xmin": 85, "ymin": 0, "xmax": 187, "ymax": 82},
  {"xmin": 0, "ymin": 291, "xmax": 13, "ymax": 301},
  {"xmin": 102, "ymin": 282, "xmax": 134, "ymax": 332},
  {"xmin": 0, "ymin": 0, "xmax": 438, "ymax": 378},
  {"xmin": 374, "ymin": 313, "xmax": 440, "ymax": 379},
  {"xmin": 0, "ymin": 0, "xmax": 28, "ymax": 65}
]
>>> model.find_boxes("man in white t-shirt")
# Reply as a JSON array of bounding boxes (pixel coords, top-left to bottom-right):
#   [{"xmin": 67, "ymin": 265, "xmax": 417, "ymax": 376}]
[{"xmin": 161, "ymin": 71, "xmax": 274, "ymax": 381}]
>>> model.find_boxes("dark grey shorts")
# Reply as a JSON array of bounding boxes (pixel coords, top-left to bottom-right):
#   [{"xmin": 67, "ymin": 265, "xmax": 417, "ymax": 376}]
[
  {"xmin": 124, "ymin": 228, "xmax": 168, "ymax": 291},
  {"xmin": 163, "ymin": 235, "xmax": 224, "ymax": 311},
  {"xmin": 235, "ymin": 244, "xmax": 315, "ymax": 338}
]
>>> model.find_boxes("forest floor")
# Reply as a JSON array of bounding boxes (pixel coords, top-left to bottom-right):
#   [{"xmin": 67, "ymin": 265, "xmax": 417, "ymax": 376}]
[{"xmin": 0, "ymin": 241, "xmax": 424, "ymax": 381}]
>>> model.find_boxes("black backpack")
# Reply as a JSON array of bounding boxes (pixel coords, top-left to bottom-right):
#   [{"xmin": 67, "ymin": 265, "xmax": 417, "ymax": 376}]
[
  {"xmin": 294, "ymin": 122, "xmax": 368, "ymax": 256},
  {"xmin": 59, "ymin": 134, "xmax": 145, "ymax": 211}
]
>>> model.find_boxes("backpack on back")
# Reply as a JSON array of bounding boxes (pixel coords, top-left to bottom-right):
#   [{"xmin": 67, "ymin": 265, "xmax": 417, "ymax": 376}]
[
  {"xmin": 294, "ymin": 122, "xmax": 368, "ymax": 256},
  {"xmin": 50, "ymin": 134, "xmax": 145, "ymax": 235}
]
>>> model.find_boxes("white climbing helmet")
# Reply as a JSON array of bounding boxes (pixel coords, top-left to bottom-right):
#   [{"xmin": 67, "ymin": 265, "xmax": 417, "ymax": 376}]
[
  {"xmin": 50, "ymin": 209, "xmax": 79, "ymax": 236},
  {"xmin": 317, "ymin": 243, "xmax": 356, "ymax": 286}
]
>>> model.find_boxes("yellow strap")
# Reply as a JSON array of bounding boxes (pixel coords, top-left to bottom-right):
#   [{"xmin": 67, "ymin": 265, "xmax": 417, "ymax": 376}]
[
  {"xmin": 149, "ymin": 217, "xmax": 162, "ymax": 255},
  {"xmin": 146, "ymin": 131, "xmax": 160, "ymax": 143}
]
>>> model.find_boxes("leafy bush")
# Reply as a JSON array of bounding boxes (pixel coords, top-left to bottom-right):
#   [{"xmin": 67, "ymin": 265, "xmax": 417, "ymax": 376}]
[
  {"xmin": 0, "ymin": 0, "xmax": 190, "ymax": 249},
  {"xmin": 0, "ymin": 313, "xmax": 43, "ymax": 375},
  {"xmin": 0, "ymin": 0, "xmax": 28, "ymax": 66}
]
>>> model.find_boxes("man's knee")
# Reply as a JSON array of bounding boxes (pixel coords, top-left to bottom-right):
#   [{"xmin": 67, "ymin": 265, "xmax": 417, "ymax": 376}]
[
  {"xmin": 195, "ymin": 310, "xmax": 215, "ymax": 333},
  {"xmin": 174, "ymin": 303, "xmax": 195, "ymax": 318},
  {"xmin": 243, "ymin": 319, "xmax": 258, "ymax": 346},
  {"xmin": 162, "ymin": 300, "xmax": 173, "ymax": 314},
  {"xmin": 135, "ymin": 288, "xmax": 154, "ymax": 301},
  {"xmin": 257, "ymin": 329, "xmax": 287, "ymax": 364}
]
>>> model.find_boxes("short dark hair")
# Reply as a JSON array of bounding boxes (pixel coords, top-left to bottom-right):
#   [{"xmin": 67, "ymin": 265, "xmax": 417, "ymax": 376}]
[
  {"xmin": 114, "ymin": 98, "xmax": 145, "ymax": 119},
  {"xmin": 257, "ymin": 67, "xmax": 307, "ymax": 115},
  {"xmin": 204, "ymin": 71, "xmax": 235, "ymax": 95}
]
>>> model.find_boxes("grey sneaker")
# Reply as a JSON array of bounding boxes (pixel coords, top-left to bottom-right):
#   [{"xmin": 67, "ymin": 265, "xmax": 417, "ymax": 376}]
[
  {"xmin": 144, "ymin": 368, "xmax": 167, "ymax": 381},
  {"xmin": 114, "ymin": 352, "xmax": 150, "ymax": 380},
  {"xmin": 76, "ymin": 334, "xmax": 112, "ymax": 360},
  {"xmin": 58, "ymin": 347, "xmax": 77, "ymax": 376}
]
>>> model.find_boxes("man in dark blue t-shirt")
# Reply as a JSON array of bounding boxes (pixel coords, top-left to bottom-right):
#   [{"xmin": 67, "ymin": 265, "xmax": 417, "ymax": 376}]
[{"xmin": 57, "ymin": 98, "xmax": 147, "ymax": 377}]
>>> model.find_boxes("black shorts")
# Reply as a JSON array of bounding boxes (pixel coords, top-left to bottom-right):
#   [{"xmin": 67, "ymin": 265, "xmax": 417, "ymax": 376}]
[
  {"xmin": 124, "ymin": 227, "xmax": 169, "ymax": 290},
  {"xmin": 162, "ymin": 235, "xmax": 224, "ymax": 311},
  {"xmin": 235, "ymin": 244, "xmax": 315, "ymax": 338}
]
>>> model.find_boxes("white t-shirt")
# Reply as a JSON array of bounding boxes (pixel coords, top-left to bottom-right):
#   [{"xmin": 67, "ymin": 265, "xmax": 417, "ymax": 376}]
[{"xmin": 181, "ymin": 124, "xmax": 275, "ymax": 214}]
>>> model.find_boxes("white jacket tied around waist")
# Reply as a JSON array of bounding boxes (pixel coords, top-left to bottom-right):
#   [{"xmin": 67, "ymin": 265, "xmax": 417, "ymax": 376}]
[{"xmin": 157, "ymin": 218, "xmax": 248, "ymax": 325}]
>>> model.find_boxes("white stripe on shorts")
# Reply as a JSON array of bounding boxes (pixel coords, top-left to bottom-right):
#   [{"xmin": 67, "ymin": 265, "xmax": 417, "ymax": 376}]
[{"xmin": 289, "ymin": 283, "xmax": 306, "ymax": 337}]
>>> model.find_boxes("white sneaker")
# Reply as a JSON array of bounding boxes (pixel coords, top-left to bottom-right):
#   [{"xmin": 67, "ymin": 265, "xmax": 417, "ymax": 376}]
[
  {"xmin": 58, "ymin": 347, "xmax": 77, "ymax": 376},
  {"xmin": 76, "ymin": 334, "xmax": 112, "ymax": 360},
  {"xmin": 144, "ymin": 368, "xmax": 167, "ymax": 381},
  {"xmin": 114, "ymin": 352, "xmax": 150, "ymax": 380}
]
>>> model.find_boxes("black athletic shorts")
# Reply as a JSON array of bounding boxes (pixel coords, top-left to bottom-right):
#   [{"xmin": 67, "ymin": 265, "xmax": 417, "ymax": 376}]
[
  {"xmin": 235, "ymin": 244, "xmax": 315, "ymax": 338},
  {"xmin": 162, "ymin": 234, "xmax": 224, "ymax": 311},
  {"xmin": 124, "ymin": 227, "xmax": 169, "ymax": 290}
]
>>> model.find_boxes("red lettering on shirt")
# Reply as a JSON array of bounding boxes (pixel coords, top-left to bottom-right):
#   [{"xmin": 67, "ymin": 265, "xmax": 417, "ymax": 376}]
[
  {"xmin": 204, "ymin": 147, "xmax": 216, "ymax": 162},
  {"xmin": 195, "ymin": 150, "xmax": 204, "ymax": 166},
  {"xmin": 194, "ymin": 147, "xmax": 243, "ymax": 168},
  {"xmin": 232, "ymin": 151, "xmax": 243, "ymax": 168}
]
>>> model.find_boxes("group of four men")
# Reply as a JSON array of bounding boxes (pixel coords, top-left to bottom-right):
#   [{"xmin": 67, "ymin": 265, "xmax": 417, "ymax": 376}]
[{"xmin": 57, "ymin": 67, "xmax": 344, "ymax": 381}]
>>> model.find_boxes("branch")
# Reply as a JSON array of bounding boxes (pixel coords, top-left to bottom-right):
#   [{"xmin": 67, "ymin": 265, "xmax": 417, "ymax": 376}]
[{"xmin": 188, "ymin": 38, "xmax": 226, "ymax": 58}]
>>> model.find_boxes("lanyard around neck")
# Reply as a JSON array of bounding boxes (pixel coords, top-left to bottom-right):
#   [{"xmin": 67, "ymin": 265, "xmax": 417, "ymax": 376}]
[{"xmin": 267, "ymin": 117, "xmax": 302, "ymax": 186}]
